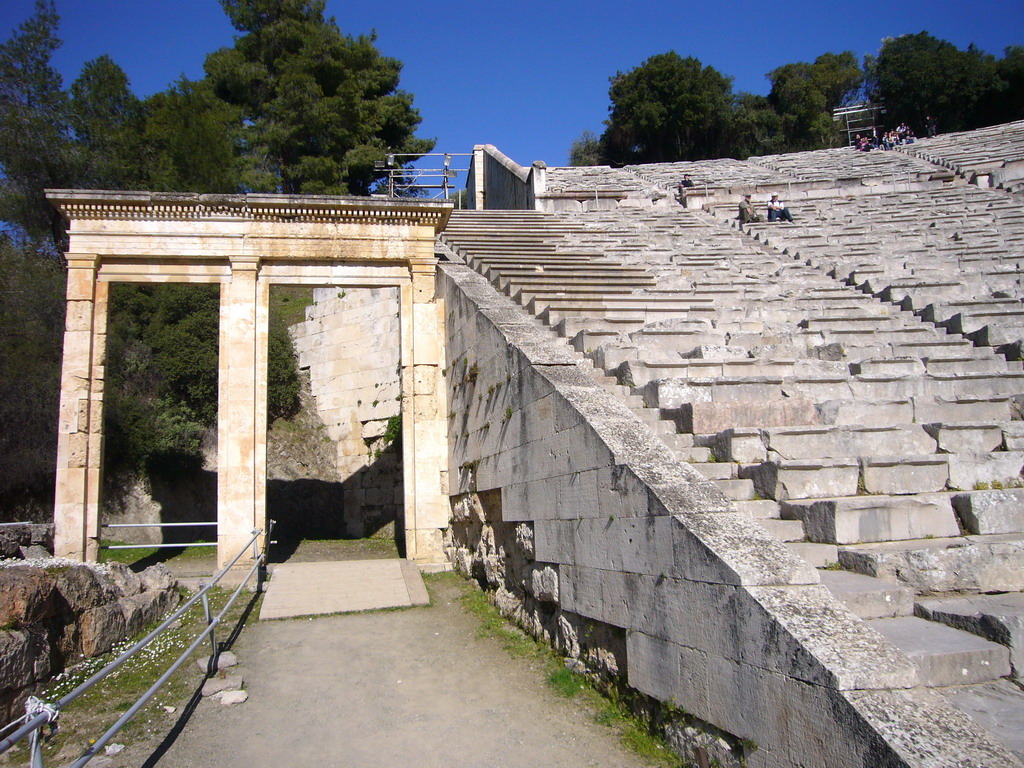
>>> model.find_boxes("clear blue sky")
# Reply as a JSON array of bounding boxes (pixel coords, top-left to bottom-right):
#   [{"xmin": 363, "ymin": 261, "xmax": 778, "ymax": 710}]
[{"xmin": 3, "ymin": 0, "xmax": 1023, "ymax": 169}]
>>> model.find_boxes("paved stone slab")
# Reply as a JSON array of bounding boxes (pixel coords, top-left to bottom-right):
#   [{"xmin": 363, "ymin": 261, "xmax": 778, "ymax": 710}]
[
  {"xmin": 941, "ymin": 681, "xmax": 1024, "ymax": 763},
  {"xmin": 867, "ymin": 616, "xmax": 1010, "ymax": 687},
  {"xmin": 917, "ymin": 591, "xmax": 1024, "ymax": 678},
  {"xmin": 259, "ymin": 559, "xmax": 428, "ymax": 620},
  {"xmin": 818, "ymin": 569, "xmax": 914, "ymax": 619}
]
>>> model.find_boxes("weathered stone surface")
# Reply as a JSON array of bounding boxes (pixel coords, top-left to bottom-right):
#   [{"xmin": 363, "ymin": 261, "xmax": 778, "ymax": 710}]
[
  {"xmin": 846, "ymin": 687, "xmax": 1022, "ymax": 767},
  {"xmin": 56, "ymin": 565, "xmax": 117, "ymax": 614},
  {"xmin": 782, "ymin": 494, "xmax": 959, "ymax": 544},
  {"xmin": 530, "ymin": 564, "xmax": 559, "ymax": 602},
  {"xmin": 138, "ymin": 563, "xmax": 176, "ymax": 593},
  {"xmin": 839, "ymin": 535, "xmax": 1024, "ymax": 592},
  {"xmin": 953, "ymin": 488, "xmax": 1024, "ymax": 535},
  {"xmin": 201, "ymin": 674, "xmax": 243, "ymax": 697},
  {"xmin": 868, "ymin": 615, "xmax": 1010, "ymax": 686},
  {"xmin": 918, "ymin": 591, "xmax": 1024, "ymax": 679},
  {"xmin": 941, "ymin": 681, "xmax": 1024, "ymax": 762},
  {"xmin": 196, "ymin": 651, "xmax": 239, "ymax": 673},
  {"xmin": 0, "ymin": 566, "xmax": 56, "ymax": 627},
  {"xmin": 818, "ymin": 569, "xmax": 914, "ymax": 619},
  {"xmin": 217, "ymin": 689, "xmax": 248, "ymax": 706},
  {"xmin": 80, "ymin": 603, "xmax": 127, "ymax": 657},
  {"xmin": 105, "ymin": 562, "xmax": 143, "ymax": 596}
]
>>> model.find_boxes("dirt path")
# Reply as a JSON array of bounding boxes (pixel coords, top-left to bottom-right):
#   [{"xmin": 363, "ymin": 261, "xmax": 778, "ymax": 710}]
[{"xmin": 130, "ymin": 576, "xmax": 654, "ymax": 768}]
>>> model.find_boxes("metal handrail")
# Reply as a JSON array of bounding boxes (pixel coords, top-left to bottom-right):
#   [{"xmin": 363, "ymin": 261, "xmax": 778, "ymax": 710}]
[{"xmin": 0, "ymin": 522, "xmax": 273, "ymax": 767}]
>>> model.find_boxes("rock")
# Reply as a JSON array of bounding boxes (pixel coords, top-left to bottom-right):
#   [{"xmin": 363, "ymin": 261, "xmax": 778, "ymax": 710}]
[
  {"xmin": 0, "ymin": 629, "xmax": 49, "ymax": 691},
  {"xmin": 105, "ymin": 562, "xmax": 143, "ymax": 596},
  {"xmin": 0, "ymin": 526, "xmax": 30, "ymax": 557},
  {"xmin": 514, "ymin": 523, "xmax": 535, "ymax": 560},
  {"xmin": 531, "ymin": 565, "xmax": 559, "ymax": 603},
  {"xmin": 119, "ymin": 591, "xmax": 164, "ymax": 637},
  {"xmin": 201, "ymin": 674, "xmax": 243, "ymax": 697},
  {"xmin": 138, "ymin": 563, "xmax": 176, "ymax": 593},
  {"xmin": 0, "ymin": 566, "xmax": 57, "ymax": 628},
  {"xmin": 56, "ymin": 565, "xmax": 117, "ymax": 614},
  {"xmin": 18, "ymin": 545, "xmax": 51, "ymax": 560},
  {"xmin": 79, "ymin": 604, "xmax": 127, "ymax": 657},
  {"xmin": 195, "ymin": 651, "xmax": 238, "ymax": 674},
  {"xmin": 217, "ymin": 689, "xmax": 248, "ymax": 706}
]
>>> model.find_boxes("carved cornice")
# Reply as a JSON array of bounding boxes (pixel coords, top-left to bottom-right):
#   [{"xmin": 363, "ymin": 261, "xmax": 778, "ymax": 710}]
[{"xmin": 45, "ymin": 190, "xmax": 453, "ymax": 231}]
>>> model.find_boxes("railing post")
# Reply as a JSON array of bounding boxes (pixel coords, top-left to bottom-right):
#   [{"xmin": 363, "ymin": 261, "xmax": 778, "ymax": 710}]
[{"xmin": 200, "ymin": 587, "xmax": 218, "ymax": 675}]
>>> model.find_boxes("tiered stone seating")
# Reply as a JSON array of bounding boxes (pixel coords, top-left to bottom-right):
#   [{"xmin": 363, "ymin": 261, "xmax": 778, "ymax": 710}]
[
  {"xmin": 899, "ymin": 120, "xmax": 1024, "ymax": 189},
  {"xmin": 712, "ymin": 185, "xmax": 1024, "ymax": 356},
  {"xmin": 439, "ymin": 198, "xmax": 1024, "ymax": 755},
  {"xmin": 543, "ymin": 166, "xmax": 647, "ymax": 193},
  {"xmin": 749, "ymin": 145, "xmax": 952, "ymax": 184},
  {"xmin": 625, "ymin": 158, "xmax": 798, "ymax": 190}
]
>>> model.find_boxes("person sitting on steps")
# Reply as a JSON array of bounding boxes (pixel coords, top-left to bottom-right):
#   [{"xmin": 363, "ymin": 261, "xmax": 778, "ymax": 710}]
[
  {"xmin": 738, "ymin": 194, "xmax": 762, "ymax": 224},
  {"xmin": 767, "ymin": 194, "xmax": 794, "ymax": 223}
]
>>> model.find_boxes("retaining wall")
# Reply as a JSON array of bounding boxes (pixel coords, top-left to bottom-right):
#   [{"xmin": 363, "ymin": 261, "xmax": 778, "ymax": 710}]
[
  {"xmin": 468, "ymin": 145, "xmax": 545, "ymax": 210},
  {"xmin": 439, "ymin": 262, "xmax": 1018, "ymax": 767},
  {"xmin": 289, "ymin": 287, "xmax": 403, "ymax": 538}
]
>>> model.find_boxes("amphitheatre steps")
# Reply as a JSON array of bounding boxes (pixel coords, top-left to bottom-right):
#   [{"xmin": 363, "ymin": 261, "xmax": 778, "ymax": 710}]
[{"xmin": 438, "ymin": 190, "xmax": 1024, "ymax": 749}]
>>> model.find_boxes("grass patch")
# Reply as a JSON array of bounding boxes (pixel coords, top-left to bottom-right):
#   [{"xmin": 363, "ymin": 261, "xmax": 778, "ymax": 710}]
[
  {"xmin": 99, "ymin": 541, "xmax": 215, "ymax": 566},
  {"xmin": 271, "ymin": 285, "xmax": 315, "ymax": 328},
  {"xmin": 4, "ymin": 585, "xmax": 262, "ymax": 766},
  {"xmin": 426, "ymin": 571, "xmax": 683, "ymax": 767}
]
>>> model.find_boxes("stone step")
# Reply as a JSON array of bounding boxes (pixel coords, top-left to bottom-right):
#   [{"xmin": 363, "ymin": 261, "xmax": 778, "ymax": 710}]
[
  {"xmin": 952, "ymin": 489, "xmax": 1024, "ymax": 535},
  {"xmin": 917, "ymin": 592, "xmax": 1024, "ymax": 679},
  {"xmin": 715, "ymin": 478, "xmax": 755, "ymax": 501},
  {"xmin": 762, "ymin": 424, "xmax": 937, "ymax": 461},
  {"xmin": 758, "ymin": 518, "xmax": 805, "ymax": 542},
  {"xmin": 689, "ymin": 462, "xmax": 735, "ymax": 481},
  {"xmin": 741, "ymin": 459, "xmax": 859, "ymax": 501},
  {"xmin": 733, "ymin": 499, "xmax": 781, "ymax": 520},
  {"xmin": 818, "ymin": 569, "xmax": 915, "ymax": 619},
  {"xmin": 785, "ymin": 541, "xmax": 838, "ymax": 568},
  {"xmin": 861, "ymin": 454, "xmax": 950, "ymax": 495},
  {"xmin": 940, "ymin": 682, "xmax": 1024, "ymax": 764},
  {"xmin": 781, "ymin": 493, "xmax": 960, "ymax": 544},
  {"xmin": 866, "ymin": 616, "xmax": 1011, "ymax": 687},
  {"xmin": 838, "ymin": 534, "xmax": 1024, "ymax": 592}
]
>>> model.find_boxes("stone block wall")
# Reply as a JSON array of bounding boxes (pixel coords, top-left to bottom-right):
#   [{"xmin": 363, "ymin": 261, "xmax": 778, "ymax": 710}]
[
  {"xmin": 468, "ymin": 145, "xmax": 544, "ymax": 210},
  {"xmin": 290, "ymin": 287, "xmax": 403, "ymax": 538},
  {"xmin": 439, "ymin": 262, "xmax": 1017, "ymax": 767},
  {"xmin": 0, "ymin": 561, "xmax": 179, "ymax": 723}
]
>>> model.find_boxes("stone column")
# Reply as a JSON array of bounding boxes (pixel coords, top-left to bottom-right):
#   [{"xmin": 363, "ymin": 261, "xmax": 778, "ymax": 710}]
[
  {"xmin": 53, "ymin": 255, "xmax": 108, "ymax": 560},
  {"xmin": 401, "ymin": 254, "xmax": 449, "ymax": 564},
  {"xmin": 216, "ymin": 256, "xmax": 269, "ymax": 570}
]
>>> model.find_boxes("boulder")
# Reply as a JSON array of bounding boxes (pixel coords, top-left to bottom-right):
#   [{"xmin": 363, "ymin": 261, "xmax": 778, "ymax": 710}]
[
  {"xmin": 105, "ymin": 562, "xmax": 143, "ymax": 597},
  {"xmin": 56, "ymin": 565, "xmax": 117, "ymax": 614},
  {"xmin": 0, "ymin": 629, "xmax": 51, "ymax": 723},
  {"xmin": 0, "ymin": 566, "xmax": 57, "ymax": 628},
  {"xmin": 139, "ymin": 563, "xmax": 176, "ymax": 593},
  {"xmin": 80, "ymin": 603, "xmax": 127, "ymax": 657},
  {"xmin": 0, "ymin": 526, "xmax": 30, "ymax": 557}
]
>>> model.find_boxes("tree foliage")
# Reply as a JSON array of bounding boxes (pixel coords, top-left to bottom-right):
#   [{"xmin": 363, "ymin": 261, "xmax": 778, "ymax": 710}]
[
  {"xmin": 0, "ymin": 235, "xmax": 66, "ymax": 518},
  {"xmin": 867, "ymin": 32, "xmax": 1000, "ymax": 133},
  {"xmin": 602, "ymin": 52, "xmax": 735, "ymax": 164},
  {"xmin": 567, "ymin": 130, "xmax": 604, "ymax": 166},
  {"xmin": 768, "ymin": 52, "xmax": 862, "ymax": 150},
  {"xmin": 574, "ymin": 36, "xmax": 1022, "ymax": 164},
  {"xmin": 205, "ymin": 0, "xmax": 434, "ymax": 194},
  {"xmin": 0, "ymin": 0, "xmax": 76, "ymax": 249}
]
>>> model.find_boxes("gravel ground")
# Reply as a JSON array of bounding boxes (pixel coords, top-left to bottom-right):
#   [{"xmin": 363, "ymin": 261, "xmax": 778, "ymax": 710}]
[{"xmin": 126, "ymin": 576, "xmax": 654, "ymax": 768}]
